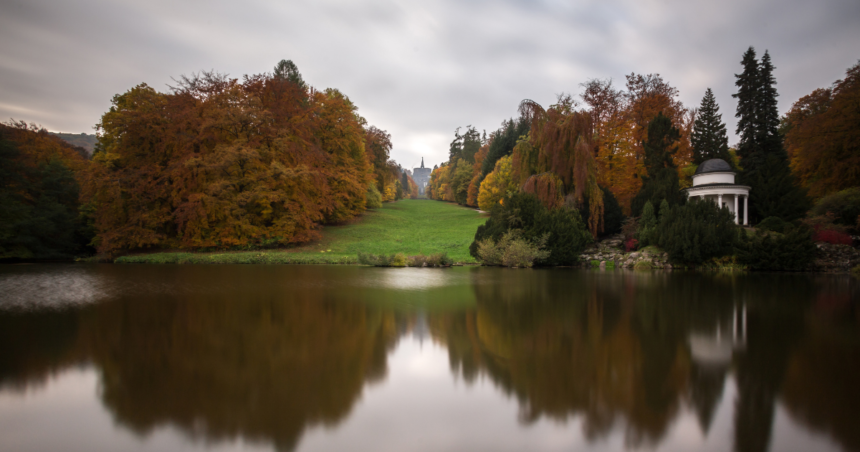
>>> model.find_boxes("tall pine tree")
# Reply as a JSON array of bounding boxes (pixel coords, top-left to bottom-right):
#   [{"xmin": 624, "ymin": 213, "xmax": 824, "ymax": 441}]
[
  {"xmin": 631, "ymin": 113, "xmax": 686, "ymax": 216},
  {"xmin": 691, "ymin": 88, "xmax": 732, "ymax": 165},
  {"xmin": 733, "ymin": 48, "xmax": 807, "ymax": 222},
  {"xmin": 733, "ymin": 48, "xmax": 760, "ymax": 171}
]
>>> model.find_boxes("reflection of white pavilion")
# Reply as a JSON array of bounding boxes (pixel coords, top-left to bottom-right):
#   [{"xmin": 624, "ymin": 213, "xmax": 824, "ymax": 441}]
[
  {"xmin": 688, "ymin": 304, "xmax": 747, "ymax": 367},
  {"xmin": 684, "ymin": 159, "xmax": 751, "ymax": 225}
]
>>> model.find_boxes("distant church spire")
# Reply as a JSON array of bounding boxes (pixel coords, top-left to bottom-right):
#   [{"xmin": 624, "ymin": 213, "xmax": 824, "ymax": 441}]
[{"xmin": 420, "ymin": 157, "xmax": 424, "ymax": 168}]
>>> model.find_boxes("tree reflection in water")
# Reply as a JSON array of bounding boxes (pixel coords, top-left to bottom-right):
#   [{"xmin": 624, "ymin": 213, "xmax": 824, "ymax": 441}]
[{"xmin": 0, "ymin": 265, "xmax": 858, "ymax": 452}]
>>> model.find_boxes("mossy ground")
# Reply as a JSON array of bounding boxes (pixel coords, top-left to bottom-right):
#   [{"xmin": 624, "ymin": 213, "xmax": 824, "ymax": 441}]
[{"xmin": 116, "ymin": 199, "xmax": 488, "ymax": 265}]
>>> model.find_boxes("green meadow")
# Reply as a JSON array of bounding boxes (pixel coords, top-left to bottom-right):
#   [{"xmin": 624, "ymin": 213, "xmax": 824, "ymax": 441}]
[{"xmin": 116, "ymin": 199, "xmax": 488, "ymax": 265}]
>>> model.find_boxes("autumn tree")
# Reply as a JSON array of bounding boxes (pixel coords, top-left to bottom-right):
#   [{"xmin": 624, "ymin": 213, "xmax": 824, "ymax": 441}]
[
  {"xmin": 0, "ymin": 122, "xmax": 92, "ymax": 258},
  {"xmin": 83, "ymin": 63, "xmax": 395, "ymax": 255},
  {"xmin": 477, "ymin": 155, "xmax": 515, "ymax": 212},
  {"xmin": 582, "ymin": 76, "xmax": 691, "ymax": 214},
  {"xmin": 784, "ymin": 61, "xmax": 860, "ymax": 198},
  {"xmin": 514, "ymin": 95, "xmax": 604, "ymax": 236},
  {"xmin": 582, "ymin": 79, "xmax": 637, "ymax": 207},
  {"xmin": 466, "ymin": 144, "xmax": 489, "ymax": 206},
  {"xmin": 365, "ymin": 126, "xmax": 393, "ymax": 193},
  {"xmin": 691, "ymin": 88, "xmax": 732, "ymax": 165}
]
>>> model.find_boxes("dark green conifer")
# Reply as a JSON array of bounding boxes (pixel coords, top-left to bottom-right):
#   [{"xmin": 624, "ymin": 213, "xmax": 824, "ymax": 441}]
[
  {"xmin": 481, "ymin": 116, "xmax": 531, "ymax": 177},
  {"xmin": 631, "ymin": 113, "xmax": 686, "ymax": 216},
  {"xmin": 733, "ymin": 48, "xmax": 808, "ymax": 221},
  {"xmin": 733, "ymin": 47, "xmax": 760, "ymax": 169},
  {"xmin": 273, "ymin": 59, "xmax": 306, "ymax": 89},
  {"xmin": 691, "ymin": 88, "xmax": 732, "ymax": 165}
]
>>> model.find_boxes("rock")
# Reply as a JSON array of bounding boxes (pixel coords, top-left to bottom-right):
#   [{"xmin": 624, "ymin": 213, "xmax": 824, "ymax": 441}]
[{"xmin": 599, "ymin": 261, "xmax": 606, "ymax": 269}]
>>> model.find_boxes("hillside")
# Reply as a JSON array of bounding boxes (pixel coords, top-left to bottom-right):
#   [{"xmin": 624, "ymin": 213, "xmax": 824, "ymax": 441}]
[{"xmin": 51, "ymin": 132, "xmax": 97, "ymax": 156}]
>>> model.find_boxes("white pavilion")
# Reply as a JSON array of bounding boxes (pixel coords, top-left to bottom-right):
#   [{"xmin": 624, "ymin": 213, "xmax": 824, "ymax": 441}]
[{"xmin": 684, "ymin": 159, "xmax": 750, "ymax": 225}]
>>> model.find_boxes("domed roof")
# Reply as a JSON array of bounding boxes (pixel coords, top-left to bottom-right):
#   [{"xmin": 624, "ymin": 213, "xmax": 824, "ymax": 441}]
[{"xmin": 695, "ymin": 159, "xmax": 733, "ymax": 175}]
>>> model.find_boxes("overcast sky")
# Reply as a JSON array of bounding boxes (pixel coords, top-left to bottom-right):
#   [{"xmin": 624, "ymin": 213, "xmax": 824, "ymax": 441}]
[{"xmin": 1, "ymin": 0, "xmax": 858, "ymax": 169}]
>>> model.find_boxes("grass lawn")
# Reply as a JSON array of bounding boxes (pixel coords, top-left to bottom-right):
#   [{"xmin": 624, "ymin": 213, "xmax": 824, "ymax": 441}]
[{"xmin": 116, "ymin": 199, "xmax": 488, "ymax": 264}]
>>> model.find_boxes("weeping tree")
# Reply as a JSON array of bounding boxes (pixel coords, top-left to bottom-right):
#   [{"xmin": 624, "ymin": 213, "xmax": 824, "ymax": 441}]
[{"xmin": 513, "ymin": 95, "xmax": 605, "ymax": 236}]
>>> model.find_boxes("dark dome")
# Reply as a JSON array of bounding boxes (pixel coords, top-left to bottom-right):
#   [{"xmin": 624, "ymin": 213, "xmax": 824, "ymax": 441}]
[{"xmin": 695, "ymin": 159, "xmax": 733, "ymax": 175}]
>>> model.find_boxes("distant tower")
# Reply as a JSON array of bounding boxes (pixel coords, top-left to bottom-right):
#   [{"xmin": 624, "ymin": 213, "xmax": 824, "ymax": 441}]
[{"xmin": 413, "ymin": 158, "xmax": 432, "ymax": 196}]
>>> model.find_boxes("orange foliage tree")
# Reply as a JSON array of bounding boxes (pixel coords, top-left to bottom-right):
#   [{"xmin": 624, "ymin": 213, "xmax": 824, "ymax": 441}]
[
  {"xmin": 513, "ymin": 96, "xmax": 604, "ymax": 236},
  {"xmin": 785, "ymin": 62, "xmax": 860, "ymax": 199},
  {"xmin": 83, "ymin": 65, "xmax": 391, "ymax": 255},
  {"xmin": 581, "ymin": 76, "xmax": 691, "ymax": 214}
]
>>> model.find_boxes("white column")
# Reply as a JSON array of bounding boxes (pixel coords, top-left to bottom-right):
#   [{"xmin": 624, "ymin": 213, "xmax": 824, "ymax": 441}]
[
  {"xmin": 718, "ymin": 194, "xmax": 722, "ymax": 209},
  {"xmin": 744, "ymin": 195, "xmax": 748, "ymax": 226},
  {"xmin": 734, "ymin": 195, "xmax": 739, "ymax": 224}
]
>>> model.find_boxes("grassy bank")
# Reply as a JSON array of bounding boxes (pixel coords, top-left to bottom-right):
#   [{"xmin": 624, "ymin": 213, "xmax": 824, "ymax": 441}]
[{"xmin": 116, "ymin": 199, "xmax": 488, "ymax": 264}]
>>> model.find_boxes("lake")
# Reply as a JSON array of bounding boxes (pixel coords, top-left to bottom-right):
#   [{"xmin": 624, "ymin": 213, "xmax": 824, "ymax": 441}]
[{"xmin": 1, "ymin": 264, "xmax": 858, "ymax": 452}]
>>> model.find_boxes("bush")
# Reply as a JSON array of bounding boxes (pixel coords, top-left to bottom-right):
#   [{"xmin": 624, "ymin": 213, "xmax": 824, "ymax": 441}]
[
  {"xmin": 621, "ymin": 216, "xmax": 639, "ymax": 241},
  {"xmin": 470, "ymin": 192, "xmax": 591, "ymax": 266},
  {"xmin": 637, "ymin": 201, "xmax": 658, "ymax": 247},
  {"xmin": 358, "ymin": 252, "xmax": 452, "ymax": 267},
  {"xmin": 476, "ymin": 230, "xmax": 549, "ymax": 268},
  {"xmin": 624, "ymin": 237, "xmax": 639, "ymax": 252},
  {"xmin": 810, "ymin": 187, "xmax": 860, "ymax": 232},
  {"xmin": 757, "ymin": 216, "xmax": 789, "ymax": 234},
  {"xmin": 735, "ymin": 226, "xmax": 816, "ymax": 271},
  {"xmin": 634, "ymin": 260, "xmax": 653, "ymax": 270},
  {"xmin": 365, "ymin": 183, "xmax": 383, "ymax": 209},
  {"xmin": 813, "ymin": 229, "xmax": 852, "ymax": 245},
  {"xmin": 803, "ymin": 213, "xmax": 853, "ymax": 244},
  {"xmin": 425, "ymin": 253, "xmax": 454, "ymax": 267},
  {"xmin": 654, "ymin": 199, "xmax": 738, "ymax": 264}
]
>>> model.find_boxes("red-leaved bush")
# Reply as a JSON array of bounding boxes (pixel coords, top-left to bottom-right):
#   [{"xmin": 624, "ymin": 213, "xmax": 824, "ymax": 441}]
[
  {"xmin": 625, "ymin": 237, "xmax": 639, "ymax": 252},
  {"xmin": 813, "ymin": 228, "xmax": 852, "ymax": 245}
]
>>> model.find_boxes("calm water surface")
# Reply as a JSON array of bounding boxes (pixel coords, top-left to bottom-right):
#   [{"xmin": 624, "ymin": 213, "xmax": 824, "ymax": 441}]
[{"xmin": 0, "ymin": 264, "xmax": 858, "ymax": 452}]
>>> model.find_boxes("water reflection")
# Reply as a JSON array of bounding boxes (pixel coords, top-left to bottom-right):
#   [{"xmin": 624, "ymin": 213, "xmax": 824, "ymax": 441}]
[{"xmin": 0, "ymin": 265, "xmax": 858, "ymax": 452}]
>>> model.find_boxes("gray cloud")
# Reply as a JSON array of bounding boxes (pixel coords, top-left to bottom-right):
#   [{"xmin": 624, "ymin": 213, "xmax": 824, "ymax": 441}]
[{"xmin": 1, "ymin": 0, "xmax": 858, "ymax": 169}]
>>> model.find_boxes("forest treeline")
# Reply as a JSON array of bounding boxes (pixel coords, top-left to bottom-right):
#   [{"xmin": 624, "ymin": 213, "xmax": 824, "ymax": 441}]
[
  {"xmin": 429, "ymin": 50, "xmax": 859, "ymax": 266},
  {"xmin": 0, "ymin": 60, "xmax": 417, "ymax": 258}
]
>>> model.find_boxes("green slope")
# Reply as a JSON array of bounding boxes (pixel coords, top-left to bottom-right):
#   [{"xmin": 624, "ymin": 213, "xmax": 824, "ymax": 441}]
[{"xmin": 116, "ymin": 199, "xmax": 488, "ymax": 264}]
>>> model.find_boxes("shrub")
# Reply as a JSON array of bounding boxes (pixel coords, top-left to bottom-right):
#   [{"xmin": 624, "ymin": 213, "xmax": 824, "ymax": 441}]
[
  {"xmin": 757, "ymin": 216, "xmax": 789, "ymax": 234},
  {"xmin": 634, "ymin": 260, "xmax": 653, "ymax": 270},
  {"xmin": 359, "ymin": 252, "xmax": 452, "ymax": 267},
  {"xmin": 476, "ymin": 238, "xmax": 503, "ymax": 266},
  {"xmin": 637, "ymin": 201, "xmax": 658, "ymax": 247},
  {"xmin": 408, "ymin": 255, "xmax": 427, "ymax": 267},
  {"xmin": 476, "ymin": 230, "xmax": 549, "ymax": 268},
  {"xmin": 813, "ymin": 229, "xmax": 852, "ymax": 245},
  {"xmin": 470, "ymin": 192, "xmax": 591, "ymax": 266},
  {"xmin": 621, "ymin": 216, "xmax": 639, "ymax": 241},
  {"xmin": 624, "ymin": 237, "xmax": 639, "ymax": 252},
  {"xmin": 365, "ymin": 183, "xmax": 383, "ymax": 209},
  {"xmin": 810, "ymin": 187, "xmax": 860, "ymax": 232},
  {"xmin": 735, "ymin": 226, "xmax": 816, "ymax": 271},
  {"xmin": 803, "ymin": 213, "xmax": 853, "ymax": 244},
  {"xmin": 654, "ymin": 199, "xmax": 738, "ymax": 264},
  {"xmin": 425, "ymin": 253, "xmax": 453, "ymax": 267},
  {"xmin": 390, "ymin": 253, "xmax": 408, "ymax": 267}
]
